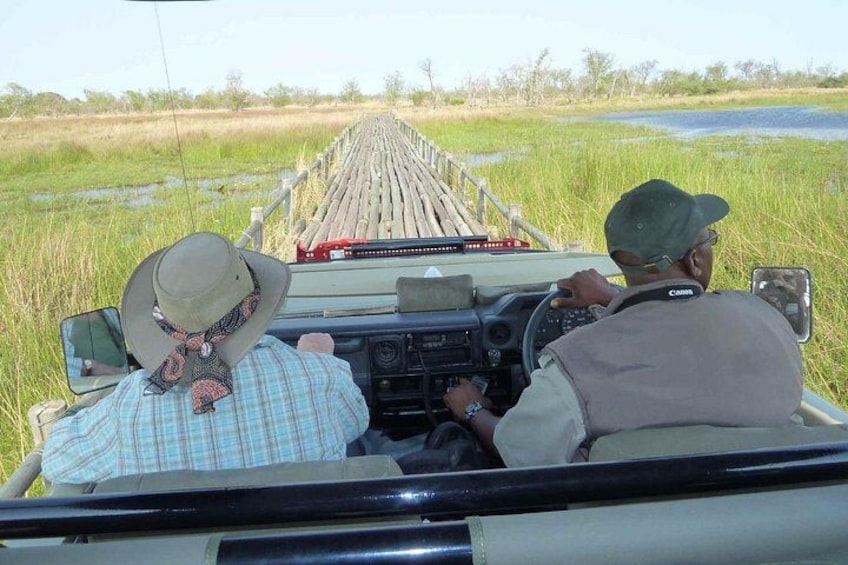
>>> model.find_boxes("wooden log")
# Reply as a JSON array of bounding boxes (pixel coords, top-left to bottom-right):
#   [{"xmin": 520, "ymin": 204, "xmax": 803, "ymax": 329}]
[
  {"xmin": 389, "ymin": 165, "xmax": 405, "ymax": 239},
  {"xmin": 393, "ymin": 146, "xmax": 429, "ymax": 237},
  {"xmin": 367, "ymin": 166, "xmax": 381, "ymax": 239},
  {"xmin": 310, "ymin": 199, "xmax": 341, "ymax": 249},
  {"xmin": 354, "ymin": 218, "xmax": 369, "ymax": 239},
  {"xmin": 422, "ymin": 196, "xmax": 444, "ymax": 237}
]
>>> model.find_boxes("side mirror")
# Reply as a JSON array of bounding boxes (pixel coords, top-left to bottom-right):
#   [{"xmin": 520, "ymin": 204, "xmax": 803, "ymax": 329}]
[
  {"xmin": 751, "ymin": 267, "xmax": 812, "ymax": 343},
  {"xmin": 60, "ymin": 307, "xmax": 131, "ymax": 395}
]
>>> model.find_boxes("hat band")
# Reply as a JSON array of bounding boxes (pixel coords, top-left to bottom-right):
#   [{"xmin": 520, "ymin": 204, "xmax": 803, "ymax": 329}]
[
  {"xmin": 144, "ymin": 265, "xmax": 261, "ymax": 414},
  {"xmin": 614, "ymin": 255, "xmax": 676, "ymax": 275}
]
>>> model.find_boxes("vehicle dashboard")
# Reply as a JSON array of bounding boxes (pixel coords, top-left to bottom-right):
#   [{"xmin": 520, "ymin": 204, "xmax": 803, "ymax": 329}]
[{"xmin": 266, "ymin": 290, "xmax": 568, "ymax": 437}]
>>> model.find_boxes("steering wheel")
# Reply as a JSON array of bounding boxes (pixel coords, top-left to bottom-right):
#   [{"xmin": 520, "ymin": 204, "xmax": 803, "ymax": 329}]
[{"xmin": 521, "ymin": 289, "xmax": 568, "ymax": 379}]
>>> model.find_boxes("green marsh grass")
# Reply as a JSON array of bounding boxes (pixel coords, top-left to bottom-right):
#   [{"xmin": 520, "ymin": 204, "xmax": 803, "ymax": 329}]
[{"xmin": 1, "ymin": 98, "xmax": 846, "ymax": 486}]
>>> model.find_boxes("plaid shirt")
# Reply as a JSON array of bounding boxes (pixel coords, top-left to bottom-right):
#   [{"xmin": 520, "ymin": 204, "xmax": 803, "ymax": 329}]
[{"xmin": 43, "ymin": 335, "xmax": 370, "ymax": 484}]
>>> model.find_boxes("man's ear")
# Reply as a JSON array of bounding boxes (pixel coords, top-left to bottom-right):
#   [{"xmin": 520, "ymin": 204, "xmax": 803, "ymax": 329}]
[{"xmin": 681, "ymin": 248, "xmax": 703, "ymax": 279}]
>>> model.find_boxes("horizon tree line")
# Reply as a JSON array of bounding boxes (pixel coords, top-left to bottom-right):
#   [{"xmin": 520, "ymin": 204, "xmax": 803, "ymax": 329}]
[{"xmin": 2, "ymin": 48, "xmax": 846, "ymax": 118}]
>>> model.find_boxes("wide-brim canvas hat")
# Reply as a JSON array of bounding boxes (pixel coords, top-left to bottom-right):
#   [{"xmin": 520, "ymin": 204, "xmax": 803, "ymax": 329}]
[
  {"xmin": 604, "ymin": 179, "xmax": 729, "ymax": 273},
  {"xmin": 121, "ymin": 232, "xmax": 291, "ymax": 371}
]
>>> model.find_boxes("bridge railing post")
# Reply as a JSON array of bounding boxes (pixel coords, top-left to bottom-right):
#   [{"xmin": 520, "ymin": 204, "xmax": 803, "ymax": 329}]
[
  {"xmin": 460, "ymin": 168, "xmax": 468, "ymax": 201},
  {"xmin": 508, "ymin": 204, "xmax": 522, "ymax": 239},
  {"xmin": 250, "ymin": 206, "xmax": 264, "ymax": 251},
  {"xmin": 477, "ymin": 178, "xmax": 487, "ymax": 223},
  {"xmin": 283, "ymin": 179, "xmax": 294, "ymax": 230}
]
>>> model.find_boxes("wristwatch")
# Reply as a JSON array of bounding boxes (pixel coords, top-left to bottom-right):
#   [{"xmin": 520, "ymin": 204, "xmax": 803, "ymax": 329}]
[
  {"xmin": 82, "ymin": 359, "xmax": 94, "ymax": 376},
  {"xmin": 464, "ymin": 401, "xmax": 485, "ymax": 422}
]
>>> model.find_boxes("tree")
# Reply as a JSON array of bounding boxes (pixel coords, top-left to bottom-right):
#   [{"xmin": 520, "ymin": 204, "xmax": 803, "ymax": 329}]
[
  {"xmin": 195, "ymin": 88, "xmax": 223, "ymax": 110},
  {"xmin": 818, "ymin": 72, "xmax": 848, "ymax": 88},
  {"xmin": 705, "ymin": 61, "xmax": 728, "ymax": 83},
  {"xmin": 194, "ymin": 87, "xmax": 225, "ymax": 110},
  {"xmin": 30, "ymin": 92, "xmax": 68, "ymax": 116},
  {"xmin": 582, "ymin": 48, "xmax": 615, "ymax": 98},
  {"xmin": 383, "ymin": 71, "xmax": 404, "ymax": 106},
  {"xmin": 410, "ymin": 88, "xmax": 428, "ymax": 107},
  {"xmin": 657, "ymin": 69, "xmax": 686, "ymax": 96},
  {"xmin": 1, "ymin": 82, "xmax": 33, "ymax": 118},
  {"xmin": 304, "ymin": 87, "xmax": 322, "ymax": 107},
  {"xmin": 495, "ymin": 68, "xmax": 518, "ymax": 103},
  {"xmin": 83, "ymin": 89, "xmax": 117, "ymax": 114},
  {"xmin": 146, "ymin": 89, "xmax": 172, "ymax": 112},
  {"xmin": 224, "ymin": 70, "xmax": 250, "ymax": 111},
  {"xmin": 630, "ymin": 60, "xmax": 658, "ymax": 96},
  {"xmin": 550, "ymin": 68, "xmax": 576, "ymax": 103},
  {"xmin": 704, "ymin": 61, "xmax": 730, "ymax": 94},
  {"xmin": 608, "ymin": 69, "xmax": 628, "ymax": 99},
  {"xmin": 340, "ymin": 79, "xmax": 364, "ymax": 104},
  {"xmin": 122, "ymin": 90, "xmax": 147, "ymax": 113},
  {"xmin": 734, "ymin": 59, "xmax": 758, "ymax": 82},
  {"xmin": 419, "ymin": 58, "xmax": 440, "ymax": 107},
  {"xmin": 753, "ymin": 62, "xmax": 776, "ymax": 88},
  {"xmin": 815, "ymin": 63, "xmax": 836, "ymax": 79},
  {"xmin": 525, "ymin": 48, "xmax": 552, "ymax": 105},
  {"xmin": 264, "ymin": 83, "xmax": 293, "ymax": 107}
]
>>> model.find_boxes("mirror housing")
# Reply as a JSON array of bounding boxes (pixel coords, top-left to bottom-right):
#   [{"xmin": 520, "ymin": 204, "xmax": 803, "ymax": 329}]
[
  {"xmin": 60, "ymin": 307, "xmax": 132, "ymax": 395},
  {"xmin": 750, "ymin": 267, "xmax": 812, "ymax": 343}
]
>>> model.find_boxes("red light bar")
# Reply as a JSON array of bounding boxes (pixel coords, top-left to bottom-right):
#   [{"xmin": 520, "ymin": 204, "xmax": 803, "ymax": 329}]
[{"xmin": 295, "ymin": 237, "xmax": 530, "ymax": 263}]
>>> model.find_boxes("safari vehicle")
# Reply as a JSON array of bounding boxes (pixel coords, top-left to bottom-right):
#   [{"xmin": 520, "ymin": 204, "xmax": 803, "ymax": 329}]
[{"xmin": 2, "ymin": 236, "xmax": 848, "ymax": 565}]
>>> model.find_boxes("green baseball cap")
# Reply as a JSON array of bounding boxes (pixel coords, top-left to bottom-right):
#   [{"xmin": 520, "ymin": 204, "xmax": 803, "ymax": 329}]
[{"xmin": 604, "ymin": 179, "xmax": 729, "ymax": 273}]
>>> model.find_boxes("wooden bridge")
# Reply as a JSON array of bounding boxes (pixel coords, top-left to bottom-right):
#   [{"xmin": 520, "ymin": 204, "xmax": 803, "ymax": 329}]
[
  {"xmin": 296, "ymin": 116, "xmax": 486, "ymax": 248},
  {"xmin": 235, "ymin": 115, "xmax": 564, "ymax": 257}
]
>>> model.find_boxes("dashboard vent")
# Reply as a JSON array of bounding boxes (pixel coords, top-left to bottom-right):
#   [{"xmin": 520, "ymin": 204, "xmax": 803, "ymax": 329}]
[{"xmin": 488, "ymin": 322, "xmax": 512, "ymax": 346}]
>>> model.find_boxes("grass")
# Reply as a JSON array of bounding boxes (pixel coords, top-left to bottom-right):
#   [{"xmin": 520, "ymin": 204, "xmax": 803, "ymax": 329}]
[
  {"xmin": 1, "ymin": 94, "xmax": 846, "ymax": 485},
  {"xmin": 0, "ymin": 108, "xmax": 353, "ymax": 195}
]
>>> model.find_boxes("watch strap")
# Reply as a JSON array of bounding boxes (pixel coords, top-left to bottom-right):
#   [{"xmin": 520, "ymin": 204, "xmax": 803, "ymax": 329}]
[{"xmin": 464, "ymin": 401, "xmax": 484, "ymax": 421}]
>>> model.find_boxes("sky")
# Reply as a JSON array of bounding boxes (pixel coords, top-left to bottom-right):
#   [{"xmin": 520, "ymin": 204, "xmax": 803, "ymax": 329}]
[{"xmin": 1, "ymin": 0, "xmax": 846, "ymax": 99}]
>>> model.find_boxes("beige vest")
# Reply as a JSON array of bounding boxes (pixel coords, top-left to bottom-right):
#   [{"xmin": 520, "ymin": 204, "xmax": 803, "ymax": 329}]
[{"xmin": 545, "ymin": 280, "xmax": 803, "ymax": 439}]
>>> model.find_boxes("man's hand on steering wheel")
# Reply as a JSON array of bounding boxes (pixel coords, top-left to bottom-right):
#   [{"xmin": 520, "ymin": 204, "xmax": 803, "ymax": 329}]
[
  {"xmin": 522, "ymin": 270, "xmax": 619, "ymax": 377},
  {"xmin": 553, "ymin": 269, "xmax": 617, "ymax": 309}
]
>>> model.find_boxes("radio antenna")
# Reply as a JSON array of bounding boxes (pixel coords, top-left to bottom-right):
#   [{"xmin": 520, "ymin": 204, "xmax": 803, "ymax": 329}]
[{"xmin": 153, "ymin": 2, "xmax": 196, "ymax": 231}]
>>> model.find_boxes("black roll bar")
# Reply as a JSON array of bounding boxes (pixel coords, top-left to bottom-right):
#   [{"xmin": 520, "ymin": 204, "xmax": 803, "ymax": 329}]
[
  {"xmin": 2, "ymin": 441, "xmax": 848, "ymax": 539},
  {"xmin": 217, "ymin": 522, "xmax": 472, "ymax": 565}
]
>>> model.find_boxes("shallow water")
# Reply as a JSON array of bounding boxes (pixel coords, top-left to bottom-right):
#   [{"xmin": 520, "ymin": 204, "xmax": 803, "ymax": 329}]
[
  {"xmin": 462, "ymin": 151, "xmax": 516, "ymax": 167},
  {"xmin": 30, "ymin": 171, "xmax": 296, "ymax": 208},
  {"xmin": 593, "ymin": 105, "xmax": 848, "ymax": 140}
]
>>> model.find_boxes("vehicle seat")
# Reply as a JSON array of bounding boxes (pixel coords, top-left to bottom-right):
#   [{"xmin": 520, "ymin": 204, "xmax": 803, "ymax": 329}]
[
  {"xmin": 47, "ymin": 455, "xmax": 403, "ymax": 497},
  {"xmin": 588, "ymin": 424, "xmax": 848, "ymax": 462}
]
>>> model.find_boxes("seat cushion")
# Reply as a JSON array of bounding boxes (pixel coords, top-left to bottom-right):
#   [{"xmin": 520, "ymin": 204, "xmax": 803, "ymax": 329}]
[
  {"xmin": 588, "ymin": 424, "xmax": 848, "ymax": 462},
  {"xmin": 91, "ymin": 455, "xmax": 403, "ymax": 494}
]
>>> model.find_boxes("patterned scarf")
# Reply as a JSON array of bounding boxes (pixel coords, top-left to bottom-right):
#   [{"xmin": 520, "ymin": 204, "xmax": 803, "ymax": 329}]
[{"xmin": 144, "ymin": 265, "xmax": 261, "ymax": 414}]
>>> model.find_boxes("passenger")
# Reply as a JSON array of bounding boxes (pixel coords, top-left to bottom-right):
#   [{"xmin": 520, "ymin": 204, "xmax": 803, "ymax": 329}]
[
  {"xmin": 43, "ymin": 232, "xmax": 369, "ymax": 484},
  {"xmin": 444, "ymin": 179, "xmax": 803, "ymax": 467}
]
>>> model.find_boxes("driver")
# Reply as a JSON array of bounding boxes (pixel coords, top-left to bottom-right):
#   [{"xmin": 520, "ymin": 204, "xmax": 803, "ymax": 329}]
[
  {"xmin": 444, "ymin": 179, "xmax": 803, "ymax": 467},
  {"xmin": 43, "ymin": 232, "xmax": 369, "ymax": 484}
]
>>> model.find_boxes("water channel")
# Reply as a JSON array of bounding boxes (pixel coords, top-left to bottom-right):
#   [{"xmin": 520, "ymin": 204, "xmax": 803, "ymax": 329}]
[
  {"xmin": 592, "ymin": 105, "xmax": 848, "ymax": 141},
  {"xmin": 465, "ymin": 105, "xmax": 848, "ymax": 168},
  {"xmin": 30, "ymin": 171, "xmax": 296, "ymax": 209}
]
